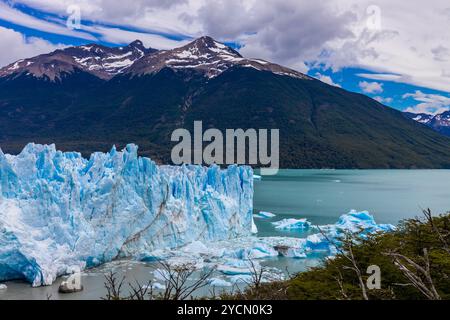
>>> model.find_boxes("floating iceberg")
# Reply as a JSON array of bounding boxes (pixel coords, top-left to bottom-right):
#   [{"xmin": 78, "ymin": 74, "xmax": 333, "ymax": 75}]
[
  {"xmin": 272, "ymin": 218, "xmax": 312, "ymax": 230},
  {"xmin": 320, "ymin": 210, "xmax": 396, "ymax": 238},
  {"xmin": 253, "ymin": 211, "xmax": 276, "ymax": 219},
  {"xmin": 0, "ymin": 143, "xmax": 253, "ymax": 286},
  {"xmin": 209, "ymin": 278, "xmax": 232, "ymax": 287},
  {"xmin": 217, "ymin": 260, "xmax": 258, "ymax": 275}
]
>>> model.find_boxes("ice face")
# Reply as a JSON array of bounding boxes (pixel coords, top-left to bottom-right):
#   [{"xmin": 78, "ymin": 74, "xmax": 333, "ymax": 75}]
[{"xmin": 0, "ymin": 143, "xmax": 253, "ymax": 286}]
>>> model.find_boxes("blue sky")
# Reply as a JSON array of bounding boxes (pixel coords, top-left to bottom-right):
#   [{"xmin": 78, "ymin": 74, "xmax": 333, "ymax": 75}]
[{"xmin": 0, "ymin": 0, "xmax": 449, "ymax": 115}]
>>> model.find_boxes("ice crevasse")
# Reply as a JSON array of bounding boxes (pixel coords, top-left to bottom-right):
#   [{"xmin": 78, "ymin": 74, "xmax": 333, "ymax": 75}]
[{"xmin": 0, "ymin": 143, "xmax": 254, "ymax": 286}]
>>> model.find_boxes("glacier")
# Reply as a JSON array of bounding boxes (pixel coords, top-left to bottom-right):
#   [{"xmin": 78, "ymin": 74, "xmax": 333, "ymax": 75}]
[
  {"xmin": 0, "ymin": 143, "xmax": 397, "ymax": 288},
  {"xmin": 0, "ymin": 143, "xmax": 253, "ymax": 286}
]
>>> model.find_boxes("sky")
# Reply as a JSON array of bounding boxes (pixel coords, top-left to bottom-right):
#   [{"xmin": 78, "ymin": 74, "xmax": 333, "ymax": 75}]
[{"xmin": 0, "ymin": 0, "xmax": 449, "ymax": 115}]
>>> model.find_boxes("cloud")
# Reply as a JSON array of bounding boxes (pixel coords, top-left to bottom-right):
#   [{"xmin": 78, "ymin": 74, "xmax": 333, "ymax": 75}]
[
  {"xmin": 0, "ymin": 1, "xmax": 95, "ymax": 40},
  {"xmin": 83, "ymin": 25, "xmax": 189, "ymax": 49},
  {"xmin": 373, "ymin": 96, "xmax": 393, "ymax": 105},
  {"xmin": 359, "ymin": 81, "xmax": 383, "ymax": 94},
  {"xmin": 314, "ymin": 73, "xmax": 341, "ymax": 87},
  {"xmin": 12, "ymin": 0, "xmax": 197, "ymax": 36},
  {"xmin": 196, "ymin": 0, "xmax": 356, "ymax": 69},
  {"xmin": 0, "ymin": 26, "xmax": 63, "ymax": 67},
  {"xmin": 315, "ymin": 1, "xmax": 450, "ymax": 93},
  {"xmin": 403, "ymin": 90, "xmax": 450, "ymax": 115},
  {"xmin": 356, "ymin": 73, "xmax": 402, "ymax": 82},
  {"xmin": 431, "ymin": 46, "xmax": 450, "ymax": 62}
]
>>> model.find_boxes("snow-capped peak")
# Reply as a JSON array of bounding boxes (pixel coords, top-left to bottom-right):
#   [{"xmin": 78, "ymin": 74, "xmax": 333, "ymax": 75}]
[
  {"xmin": 0, "ymin": 36, "xmax": 310, "ymax": 81},
  {"xmin": 124, "ymin": 36, "xmax": 310, "ymax": 79},
  {"xmin": 406, "ymin": 110, "xmax": 450, "ymax": 137},
  {"xmin": 0, "ymin": 41, "xmax": 156, "ymax": 81},
  {"xmin": 407, "ymin": 111, "xmax": 450, "ymax": 127}
]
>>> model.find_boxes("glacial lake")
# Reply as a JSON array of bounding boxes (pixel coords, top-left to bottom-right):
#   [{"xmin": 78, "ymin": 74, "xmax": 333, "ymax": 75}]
[
  {"xmin": 2, "ymin": 169, "xmax": 450, "ymax": 300},
  {"xmin": 254, "ymin": 169, "xmax": 450, "ymax": 237}
]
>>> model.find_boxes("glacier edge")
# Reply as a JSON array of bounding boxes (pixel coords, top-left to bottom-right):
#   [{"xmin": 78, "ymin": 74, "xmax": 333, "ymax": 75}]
[{"xmin": 0, "ymin": 143, "xmax": 253, "ymax": 286}]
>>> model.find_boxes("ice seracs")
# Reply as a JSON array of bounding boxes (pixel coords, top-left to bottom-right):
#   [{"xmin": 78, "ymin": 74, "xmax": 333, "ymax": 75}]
[{"xmin": 0, "ymin": 143, "xmax": 253, "ymax": 286}]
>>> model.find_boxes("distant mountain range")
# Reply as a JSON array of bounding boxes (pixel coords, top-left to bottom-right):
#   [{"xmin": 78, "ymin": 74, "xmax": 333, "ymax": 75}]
[
  {"xmin": 1, "ymin": 36, "xmax": 450, "ymax": 168},
  {"xmin": 404, "ymin": 111, "xmax": 450, "ymax": 137}
]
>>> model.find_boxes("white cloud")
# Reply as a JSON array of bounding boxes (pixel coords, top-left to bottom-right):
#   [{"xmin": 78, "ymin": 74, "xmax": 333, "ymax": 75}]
[
  {"xmin": 199, "ymin": 0, "xmax": 357, "ymax": 70},
  {"xmin": 0, "ymin": 26, "xmax": 63, "ymax": 67},
  {"xmin": 322, "ymin": 0, "xmax": 450, "ymax": 93},
  {"xmin": 356, "ymin": 73, "xmax": 402, "ymax": 82},
  {"xmin": 359, "ymin": 81, "xmax": 383, "ymax": 94},
  {"xmin": 403, "ymin": 90, "xmax": 450, "ymax": 115},
  {"xmin": 314, "ymin": 73, "xmax": 341, "ymax": 87},
  {"xmin": 12, "ymin": 0, "xmax": 199, "ymax": 36},
  {"xmin": 0, "ymin": 1, "xmax": 95, "ymax": 40},
  {"xmin": 373, "ymin": 96, "xmax": 393, "ymax": 105},
  {"xmin": 82, "ymin": 25, "xmax": 190, "ymax": 49}
]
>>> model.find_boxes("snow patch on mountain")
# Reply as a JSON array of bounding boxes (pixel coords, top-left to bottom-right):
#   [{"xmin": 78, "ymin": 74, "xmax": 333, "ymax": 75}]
[
  {"xmin": 125, "ymin": 36, "xmax": 311, "ymax": 80},
  {"xmin": 0, "ymin": 41, "xmax": 155, "ymax": 80}
]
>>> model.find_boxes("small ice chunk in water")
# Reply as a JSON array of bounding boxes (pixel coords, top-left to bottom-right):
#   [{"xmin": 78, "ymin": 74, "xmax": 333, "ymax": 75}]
[
  {"xmin": 152, "ymin": 282, "xmax": 166, "ymax": 290},
  {"xmin": 254, "ymin": 211, "xmax": 276, "ymax": 219},
  {"xmin": 209, "ymin": 278, "xmax": 232, "ymax": 287},
  {"xmin": 217, "ymin": 259, "xmax": 260, "ymax": 275}
]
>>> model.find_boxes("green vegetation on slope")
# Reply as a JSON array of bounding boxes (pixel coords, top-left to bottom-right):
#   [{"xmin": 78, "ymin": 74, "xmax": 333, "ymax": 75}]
[{"xmin": 2, "ymin": 68, "xmax": 450, "ymax": 168}]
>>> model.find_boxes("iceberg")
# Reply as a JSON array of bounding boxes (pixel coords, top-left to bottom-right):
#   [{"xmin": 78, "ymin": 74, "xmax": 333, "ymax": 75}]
[
  {"xmin": 253, "ymin": 211, "xmax": 276, "ymax": 219},
  {"xmin": 0, "ymin": 143, "xmax": 253, "ymax": 286},
  {"xmin": 217, "ymin": 260, "xmax": 257, "ymax": 275},
  {"xmin": 272, "ymin": 218, "xmax": 311, "ymax": 230},
  {"xmin": 320, "ymin": 210, "xmax": 396, "ymax": 238},
  {"xmin": 209, "ymin": 278, "xmax": 232, "ymax": 287}
]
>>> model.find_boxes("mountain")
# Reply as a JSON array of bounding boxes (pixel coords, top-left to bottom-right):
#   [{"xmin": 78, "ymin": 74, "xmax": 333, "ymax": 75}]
[
  {"xmin": 1, "ymin": 36, "xmax": 450, "ymax": 168},
  {"xmin": 126, "ymin": 36, "xmax": 308, "ymax": 79},
  {"xmin": 0, "ymin": 40, "xmax": 155, "ymax": 80},
  {"xmin": 403, "ymin": 112, "xmax": 434, "ymax": 124},
  {"xmin": 405, "ymin": 111, "xmax": 450, "ymax": 137}
]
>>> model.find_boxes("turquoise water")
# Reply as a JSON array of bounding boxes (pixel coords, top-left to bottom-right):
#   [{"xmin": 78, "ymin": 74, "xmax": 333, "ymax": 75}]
[{"xmin": 254, "ymin": 169, "xmax": 450, "ymax": 237}]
